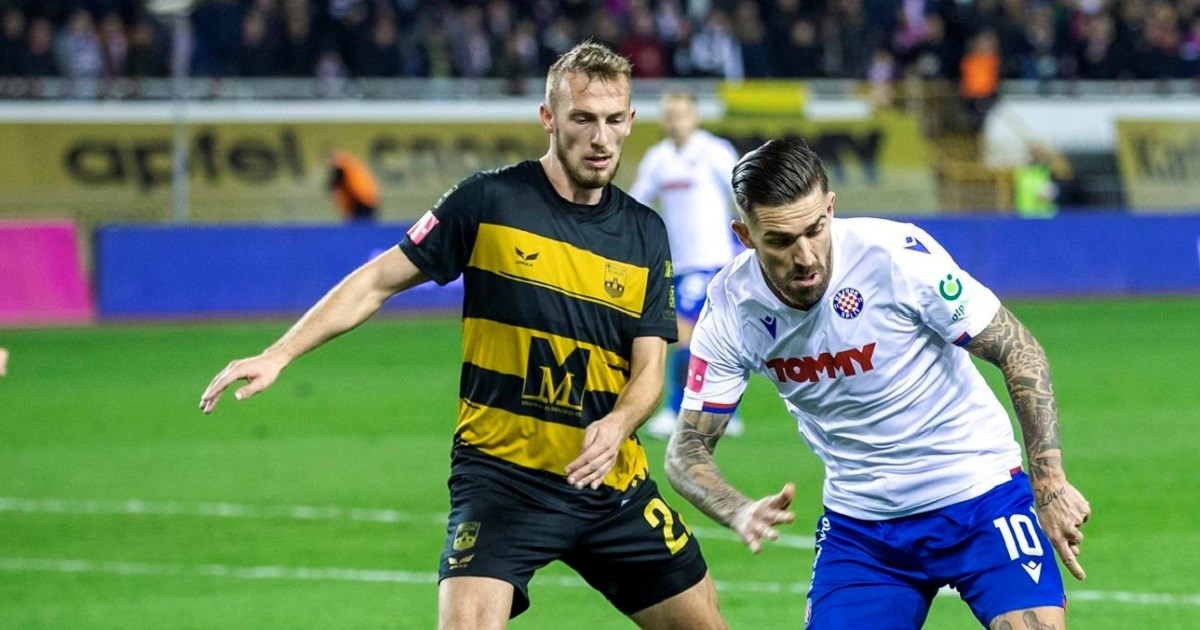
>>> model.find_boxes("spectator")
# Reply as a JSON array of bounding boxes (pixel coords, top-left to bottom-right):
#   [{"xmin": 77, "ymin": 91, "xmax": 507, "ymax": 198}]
[
  {"xmin": 960, "ymin": 30, "xmax": 1001, "ymax": 131},
  {"xmin": 56, "ymin": 8, "xmax": 104, "ymax": 81},
  {"xmin": 689, "ymin": 9, "xmax": 742, "ymax": 79},
  {"xmin": 733, "ymin": 0, "xmax": 775, "ymax": 77},
  {"xmin": 18, "ymin": 17, "xmax": 59, "ymax": 78},
  {"xmin": 97, "ymin": 13, "xmax": 128, "ymax": 79},
  {"xmin": 620, "ymin": 5, "xmax": 669, "ymax": 77},
  {"xmin": 239, "ymin": 10, "xmax": 285, "ymax": 76},
  {"xmin": 126, "ymin": 17, "xmax": 167, "ymax": 79},
  {"xmin": 282, "ymin": 8, "xmax": 317, "ymax": 77},
  {"xmin": 191, "ymin": 0, "xmax": 242, "ymax": 77},
  {"xmin": 327, "ymin": 150, "xmax": 380, "ymax": 222},
  {"xmin": 0, "ymin": 7, "xmax": 25, "ymax": 77}
]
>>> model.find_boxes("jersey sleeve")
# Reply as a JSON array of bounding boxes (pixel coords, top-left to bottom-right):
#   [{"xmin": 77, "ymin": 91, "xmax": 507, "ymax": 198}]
[
  {"xmin": 892, "ymin": 225, "xmax": 1001, "ymax": 346},
  {"xmin": 681, "ymin": 283, "xmax": 749, "ymax": 414},
  {"xmin": 628, "ymin": 147, "xmax": 659, "ymax": 207},
  {"xmin": 635, "ymin": 214, "xmax": 679, "ymax": 341},
  {"xmin": 710, "ymin": 136, "xmax": 740, "ymax": 208},
  {"xmin": 398, "ymin": 175, "xmax": 486, "ymax": 286}
]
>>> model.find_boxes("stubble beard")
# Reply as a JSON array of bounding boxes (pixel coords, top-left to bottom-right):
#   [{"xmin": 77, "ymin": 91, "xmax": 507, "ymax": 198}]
[{"xmin": 555, "ymin": 132, "xmax": 619, "ymax": 192}]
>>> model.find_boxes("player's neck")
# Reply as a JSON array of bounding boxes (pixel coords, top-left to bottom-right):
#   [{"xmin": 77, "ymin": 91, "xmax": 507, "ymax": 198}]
[{"xmin": 670, "ymin": 132, "xmax": 693, "ymax": 150}]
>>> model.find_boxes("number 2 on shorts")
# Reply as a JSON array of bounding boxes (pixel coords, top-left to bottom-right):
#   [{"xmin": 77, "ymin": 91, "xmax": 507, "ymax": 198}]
[{"xmin": 644, "ymin": 498, "xmax": 692, "ymax": 554}]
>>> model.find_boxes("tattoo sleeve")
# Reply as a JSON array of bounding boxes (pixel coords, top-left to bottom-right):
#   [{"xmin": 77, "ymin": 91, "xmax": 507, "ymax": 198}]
[
  {"xmin": 664, "ymin": 409, "xmax": 750, "ymax": 527},
  {"xmin": 965, "ymin": 306, "xmax": 1064, "ymax": 485}
]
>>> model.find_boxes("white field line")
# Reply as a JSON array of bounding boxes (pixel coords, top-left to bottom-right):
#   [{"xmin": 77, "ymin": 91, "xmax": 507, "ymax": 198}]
[
  {"xmin": 1, "ymin": 558, "xmax": 1198, "ymax": 608},
  {"xmin": 0, "ymin": 496, "xmax": 812, "ymax": 550}
]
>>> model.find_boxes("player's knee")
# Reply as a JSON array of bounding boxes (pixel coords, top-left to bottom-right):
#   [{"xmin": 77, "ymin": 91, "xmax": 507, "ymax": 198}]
[
  {"xmin": 437, "ymin": 577, "xmax": 513, "ymax": 630},
  {"xmin": 988, "ymin": 605, "xmax": 1065, "ymax": 630}
]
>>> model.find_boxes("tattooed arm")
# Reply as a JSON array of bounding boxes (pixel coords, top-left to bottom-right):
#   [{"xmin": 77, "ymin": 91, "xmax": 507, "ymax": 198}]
[
  {"xmin": 966, "ymin": 305, "xmax": 1092, "ymax": 580},
  {"xmin": 665, "ymin": 409, "xmax": 795, "ymax": 554}
]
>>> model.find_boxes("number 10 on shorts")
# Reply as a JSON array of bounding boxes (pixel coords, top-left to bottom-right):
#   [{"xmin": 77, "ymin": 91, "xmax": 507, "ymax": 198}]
[{"xmin": 992, "ymin": 512, "xmax": 1045, "ymax": 560}]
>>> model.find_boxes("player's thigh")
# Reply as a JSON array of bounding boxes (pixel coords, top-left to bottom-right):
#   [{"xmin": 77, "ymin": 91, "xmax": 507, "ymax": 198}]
[
  {"xmin": 438, "ymin": 576, "xmax": 514, "ymax": 630},
  {"xmin": 439, "ymin": 473, "xmax": 576, "ymax": 618},
  {"xmin": 808, "ymin": 514, "xmax": 937, "ymax": 630},
  {"xmin": 940, "ymin": 473, "xmax": 1065, "ymax": 626},
  {"xmin": 563, "ymin": 480, "xmax": 711, "ymax": 619},
  {"xmin": 628, "ymin": 570, "xmax": 727, "ymax": 630},
  {"xmin": 987, "ymin": 606, "xmax": 1065, "ymax": 630}
]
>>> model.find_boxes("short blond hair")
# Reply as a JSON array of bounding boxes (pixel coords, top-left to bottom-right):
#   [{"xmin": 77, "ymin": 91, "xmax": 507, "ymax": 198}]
[{"xmin": 544, "ymin": 42, "xmax": 633, "ymax": 108}]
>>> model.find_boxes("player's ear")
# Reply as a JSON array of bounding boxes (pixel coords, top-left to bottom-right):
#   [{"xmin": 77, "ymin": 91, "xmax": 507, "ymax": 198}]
[
  {"xmin": 539, "ymin": 102, "xmax": 554, "ymax": 134},
  {"xmin": 826, "ymin": 191, "xmax": 836, "ymax": 217},
  {"xmin": 732, "ymin": 219, "xmax": 755, "ymax": 249}
]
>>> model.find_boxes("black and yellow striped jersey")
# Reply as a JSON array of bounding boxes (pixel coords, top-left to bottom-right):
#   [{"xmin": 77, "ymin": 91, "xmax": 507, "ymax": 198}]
[{"xmin": 399, "ymin": 160, "xmax": 677, "ymax": 512}]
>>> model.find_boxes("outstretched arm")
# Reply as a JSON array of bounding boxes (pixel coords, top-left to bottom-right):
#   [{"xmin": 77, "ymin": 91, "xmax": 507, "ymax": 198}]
[
  {"xmin": 966, "ymin": 305, "xmax": 1091, "ymax": 579},
  {"xmin": 566, "ymin": 336, "xmax": 666, "ymax": 489},
  {"xmin": 199, "ymin": 246, "xmax": 430, "ymax": 413},
  {"xmin": 665, "ymin": 409, "xmax": 794, "ymax": 553}
]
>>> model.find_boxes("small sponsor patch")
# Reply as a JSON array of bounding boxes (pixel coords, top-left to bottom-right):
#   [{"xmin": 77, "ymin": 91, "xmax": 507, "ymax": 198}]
[{"xmin": 406, "ymin": 211, "xmax": 440, "ymax": 245}]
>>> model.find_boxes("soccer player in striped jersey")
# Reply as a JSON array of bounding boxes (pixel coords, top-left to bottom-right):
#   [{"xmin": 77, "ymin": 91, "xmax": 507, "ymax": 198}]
[
  {"xmin": 664, "ymin": 138, "xmax": 1091, "ymax": 629},
  {"xmin": 200, "ymin": 43, "xmax": 727, "ymax": 629}
]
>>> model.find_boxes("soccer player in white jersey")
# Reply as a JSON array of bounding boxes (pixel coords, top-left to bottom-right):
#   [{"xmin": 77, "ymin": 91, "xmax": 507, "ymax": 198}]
[
  {"xmin": 664, "ymin": 138, "xmax": 1091, "ymax": 629},
  {"xmin": 630, "ymin": 90, "xmax": 744, "ymax": 439}
]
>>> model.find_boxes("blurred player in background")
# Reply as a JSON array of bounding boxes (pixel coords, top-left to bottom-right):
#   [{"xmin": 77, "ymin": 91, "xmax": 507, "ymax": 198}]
[
  {"xmin": 629, "ymin": 90, "xmax": 743, "ymax": 440},
  {"xmin": 327, "ymin": 150, "xmax": 380, "ymax": 221},
  {"xmin": 0, "ymin": 346, "xmax": 8, "ymax": 377},
  {"xmin": 666, "ymin": 138, "xmax": 1091, "ymax": 629},
  {"xmin": 201, "ymin": 43, "xmax": 728, "ymax": 629}
]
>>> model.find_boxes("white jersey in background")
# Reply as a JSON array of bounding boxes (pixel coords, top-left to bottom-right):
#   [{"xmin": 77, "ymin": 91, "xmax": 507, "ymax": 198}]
[
  {"xmin": 684, "ymin": 217, "xmax": 1023, "ymax": 520},
  {"xmin": 630, "ymin": 129, "xmax": 740, "ymax": 273}
]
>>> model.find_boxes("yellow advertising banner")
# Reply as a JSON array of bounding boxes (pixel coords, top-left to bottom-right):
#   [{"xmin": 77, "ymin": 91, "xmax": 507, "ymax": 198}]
[
  {"xmin": 1115, "ymin": 119, "xmax": 1200, "ymax": 213},
  {"xmin": 0, "ymin": 111, "xmax": 935, "ymax": 224}
]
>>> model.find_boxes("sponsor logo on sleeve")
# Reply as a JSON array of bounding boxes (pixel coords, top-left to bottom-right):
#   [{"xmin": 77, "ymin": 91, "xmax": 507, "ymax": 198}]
[
  {"xmin": 406, "ymin": 211, "xmax": 440, "ymax": 245},
  {"xmin": 938, "ymin": 274, "xmax": 963, "ymax": 300}
]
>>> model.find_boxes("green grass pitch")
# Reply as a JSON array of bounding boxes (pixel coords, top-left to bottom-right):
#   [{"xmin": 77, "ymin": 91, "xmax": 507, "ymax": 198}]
[{"xmin": 1, "ymin": 298, "xmax": 1198, "ymax": 628}]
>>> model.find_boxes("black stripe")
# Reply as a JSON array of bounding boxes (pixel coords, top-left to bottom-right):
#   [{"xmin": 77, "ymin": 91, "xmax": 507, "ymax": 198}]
[
  {"xmin": 461, "ymin": 363, "xmax": 622, "ymax": 429},
  {"xmin": 463, "ymin": 268, "xmax": 638, "ymax": 355}
]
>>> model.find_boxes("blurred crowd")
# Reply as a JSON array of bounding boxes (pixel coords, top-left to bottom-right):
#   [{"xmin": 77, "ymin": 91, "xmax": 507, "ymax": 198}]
[{"xmin": 2, "ymin": 0, "xmax": 1200, "ymax": 85}]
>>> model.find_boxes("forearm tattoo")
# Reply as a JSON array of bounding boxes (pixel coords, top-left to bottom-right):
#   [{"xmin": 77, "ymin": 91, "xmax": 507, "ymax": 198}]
[
  {"xmin": 966, "ymin": 307, "xmax": 1063, "ymax": 483},
  {"xmin": 664, "ymin": 410, "xmax": 749, "ymax": 526}
]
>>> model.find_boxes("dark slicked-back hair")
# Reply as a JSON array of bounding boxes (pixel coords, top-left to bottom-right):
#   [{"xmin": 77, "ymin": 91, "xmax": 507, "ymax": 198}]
[{"xmin": 732, "ymin": 137, "xmax": 829, "ymax": 216}]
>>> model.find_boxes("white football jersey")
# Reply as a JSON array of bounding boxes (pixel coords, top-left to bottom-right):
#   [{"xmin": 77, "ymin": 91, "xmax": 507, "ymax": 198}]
[
  {"xmin": 684, "ymin": 217, "xmax": 1023, "ymax": 520},
  {"xmin": 630, "ymin": 129, "xmax": 740, "ymax": 273}
]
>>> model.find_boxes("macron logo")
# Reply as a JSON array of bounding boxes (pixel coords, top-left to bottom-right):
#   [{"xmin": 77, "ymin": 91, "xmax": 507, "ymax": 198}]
[
  {"xmin": 407, "ymin": 211, "xmax": 440, "ymax": 245},
  {"xmin": 759, "ymin": 316, "xmax": 778, "ymax": 339},
  {"xmin": 1022, "ymin": 561, "xmax": 1043, "ymax": 584},
  {"xmin": 904, "ymin": 236, "xmax": 930, "ymax": 254}
]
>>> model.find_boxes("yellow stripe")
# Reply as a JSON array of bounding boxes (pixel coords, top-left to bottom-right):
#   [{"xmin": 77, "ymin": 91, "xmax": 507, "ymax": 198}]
[
  {"xmin": 468, "ymin": 223, "xmax": 648, "ymax": 317},
  {"xmin": 463, "ymin": 318, "xmax": 628, "ymax": 395},
  {"xmin": 456, "ymin": 401, "xmax": 649, "ymax": 492}
]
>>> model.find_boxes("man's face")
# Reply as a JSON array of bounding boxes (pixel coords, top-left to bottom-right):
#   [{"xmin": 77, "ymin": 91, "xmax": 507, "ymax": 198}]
[
  {"xmin": 542, "ymin": 71, "xmax": 634, "ymax": 190},
  {"xmin": 660, "ymin": 96, "xmax": 698, "ymax": 145},
  {"xmin": 733, "ymin": 189, "xmax": 835, "ymax": 310}
]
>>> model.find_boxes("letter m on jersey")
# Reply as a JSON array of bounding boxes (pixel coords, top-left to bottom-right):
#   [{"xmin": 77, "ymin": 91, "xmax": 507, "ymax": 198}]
[
  {"xmin": 522, "ymin": 337, "xmax": 590, "ymax": 411},
  {"xmin": 766, "ymin": 343, "xmax": 876, "ymax": 384}
]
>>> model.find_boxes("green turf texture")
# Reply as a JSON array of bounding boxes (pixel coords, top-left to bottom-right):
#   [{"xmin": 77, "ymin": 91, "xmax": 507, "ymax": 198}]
[{"xmin": 1, "ymin": 298, "xmax": 1197, "ymax": 628}]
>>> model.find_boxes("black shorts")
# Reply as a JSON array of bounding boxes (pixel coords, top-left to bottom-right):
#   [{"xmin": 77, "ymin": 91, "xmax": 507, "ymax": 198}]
[{"xmin": 438, "ymin": 472, "xmax": 708, "ymax": 618}]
